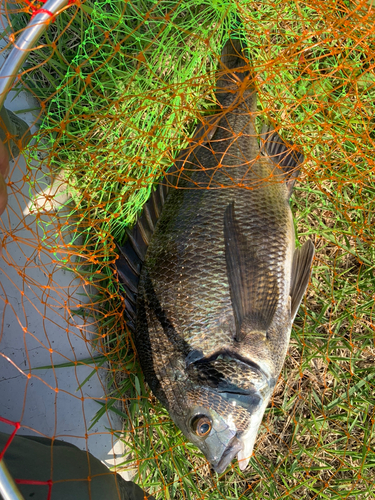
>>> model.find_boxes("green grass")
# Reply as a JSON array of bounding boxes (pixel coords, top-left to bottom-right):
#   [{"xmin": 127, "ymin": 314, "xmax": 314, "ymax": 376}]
[{"xmin": 8, "ymin": 0, "xmax": 375, "ymax": 498}]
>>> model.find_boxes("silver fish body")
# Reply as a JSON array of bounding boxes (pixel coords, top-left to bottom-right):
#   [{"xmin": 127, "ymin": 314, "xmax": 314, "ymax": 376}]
[{"xmin": 116, "ymin": 37, "xmax": 314, "ymax": 473}]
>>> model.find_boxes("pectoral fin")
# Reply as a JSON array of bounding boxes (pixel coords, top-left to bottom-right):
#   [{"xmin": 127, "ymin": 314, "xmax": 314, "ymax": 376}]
[
  {"xmin": 224, "ymin": 202, "xmax": 278, "ymax": 340},
  {"xmin": 290, "ymin": 239, "xmax": 315, "ymax": 320}
]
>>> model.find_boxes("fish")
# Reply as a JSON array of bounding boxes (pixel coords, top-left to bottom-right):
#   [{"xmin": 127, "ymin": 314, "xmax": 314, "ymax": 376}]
[{"xmin": 115, "ymin": 32, "xmax": 315, "ymax": 474}]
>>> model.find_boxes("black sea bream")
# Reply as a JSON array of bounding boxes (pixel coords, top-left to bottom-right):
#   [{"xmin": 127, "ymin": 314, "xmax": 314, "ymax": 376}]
[{"xmin": 116, "ymin": 35, "xmax": 315, "ymax": 473}]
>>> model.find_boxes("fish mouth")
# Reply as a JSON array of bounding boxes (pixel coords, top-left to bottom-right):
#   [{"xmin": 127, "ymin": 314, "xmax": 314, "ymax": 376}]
[{"xmin": 212, "ymin": 435, "xmax": 243, "ymax": 474}]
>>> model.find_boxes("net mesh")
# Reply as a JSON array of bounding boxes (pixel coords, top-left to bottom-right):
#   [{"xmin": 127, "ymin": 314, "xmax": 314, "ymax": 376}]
[{"xmin": 0, "ymin": 0, "xmax": 375, "ymax": 498}]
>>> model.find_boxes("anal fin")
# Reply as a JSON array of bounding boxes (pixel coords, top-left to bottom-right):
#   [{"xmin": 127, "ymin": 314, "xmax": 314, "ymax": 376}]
[{"xmin": 260, "ymin": 124, "xmax": 304, "ymax": 197}]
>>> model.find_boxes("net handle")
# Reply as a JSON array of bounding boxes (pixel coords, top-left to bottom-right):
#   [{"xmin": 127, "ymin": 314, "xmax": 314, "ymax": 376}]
[
  {"xmin": 0, "ymin": 460, "xmax": 24, "ymax": 500},
  {"xmin": 0, "ymin": 0, "xmax": 69, "ymax": 109}
]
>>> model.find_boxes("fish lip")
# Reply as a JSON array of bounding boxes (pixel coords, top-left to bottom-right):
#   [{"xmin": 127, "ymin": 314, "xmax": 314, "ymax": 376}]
[{"xmin": 212, "ymin": 435, "xmax": 243, "ymax": 475}]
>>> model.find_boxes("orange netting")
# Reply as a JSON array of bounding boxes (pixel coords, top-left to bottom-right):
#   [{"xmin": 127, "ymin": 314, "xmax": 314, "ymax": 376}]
[{"xmin": 0, "ymin": 0, "xmax": 374, "ymax": 499}]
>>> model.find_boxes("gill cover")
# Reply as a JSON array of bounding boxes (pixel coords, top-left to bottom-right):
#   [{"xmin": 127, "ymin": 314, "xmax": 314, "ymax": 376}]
[{"xmin": 181, "ymin": 355, "xmax": 273, "ymax": 472}]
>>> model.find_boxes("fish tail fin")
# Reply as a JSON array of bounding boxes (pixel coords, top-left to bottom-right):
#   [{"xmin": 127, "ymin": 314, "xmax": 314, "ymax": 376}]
[
  {"xmin": 220, "ymin": 37, "xmax": 249, "ymax": 77},
  {"xmin": 216, "ymin": 15, "xmax": 254, "ymax": 107}
]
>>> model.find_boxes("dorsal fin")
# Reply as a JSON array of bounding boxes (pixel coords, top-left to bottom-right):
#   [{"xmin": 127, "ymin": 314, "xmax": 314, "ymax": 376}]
[
  {"xmin": 167, "ymin": 114, "xmax": 221, "ymax": 186},
  {"xmin": 290, "ymin": 239, "xmax": 315, "ymax": 321},
  {"xmin": 260, "ymin": 124, "xmax": 304, "ymax": 198},
  {"xmin": 223, "ymin": 202, "xmax": 278, "ymax": 341},
  {"xmin": 115, "ymin": 116, "xmax": 221, "ymax": 328},
  {"xmin": 115, "ymin": 184, "xmax": 167, "ymax": 328}
]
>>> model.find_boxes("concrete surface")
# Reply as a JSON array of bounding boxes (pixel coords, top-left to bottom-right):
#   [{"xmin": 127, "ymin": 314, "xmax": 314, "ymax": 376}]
[{"xmin": 0, "ymin": 36, "xmax": 130, "ymax": 478}]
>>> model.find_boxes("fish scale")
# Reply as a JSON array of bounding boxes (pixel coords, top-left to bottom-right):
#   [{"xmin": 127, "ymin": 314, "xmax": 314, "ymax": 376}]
[
  {"xmin": 142, "ymin": 183, "xmax": 291, "ymax": 377},
  {"xmin": 116, "ymin": 33, "xmax": 314, "ymax": 473}
]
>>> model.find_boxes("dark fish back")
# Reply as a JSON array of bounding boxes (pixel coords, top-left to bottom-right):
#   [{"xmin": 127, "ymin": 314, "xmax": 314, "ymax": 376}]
[{"xmin": 116, "ymin": 184, "xmax": 168, "ymax": 329}]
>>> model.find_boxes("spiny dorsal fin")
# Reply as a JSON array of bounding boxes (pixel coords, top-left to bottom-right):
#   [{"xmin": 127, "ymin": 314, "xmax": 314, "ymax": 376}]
[
  {"xmin": 115, "ymin": 115, "xmax": 222, "ymax": 327},
  {"xmin": 223, "ymin": 202, "xmax": 278, "ymax": 341},
  {"xmin": 260, "ymin": 124, "xmax": 304, "ymax": 198},
  {"xmin": 290, "ymin": 239, "xmax": 315, "ymax": 321},
  {"xmin": 115, "ymin": 184, "xmax": 166, "ymax": 326}
]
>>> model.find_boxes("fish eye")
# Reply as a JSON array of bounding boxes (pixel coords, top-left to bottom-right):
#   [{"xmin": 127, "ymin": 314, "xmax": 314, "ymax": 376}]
[{"xmin": 191, "ymin": 415, "xmax": 212, "ymax": 437}]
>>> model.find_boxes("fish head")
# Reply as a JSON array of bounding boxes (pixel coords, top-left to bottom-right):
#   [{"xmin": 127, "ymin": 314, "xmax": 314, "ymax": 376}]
[{"xmin": 171, "ymin": 354, "xmax": 274, "ymax": 473}]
